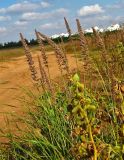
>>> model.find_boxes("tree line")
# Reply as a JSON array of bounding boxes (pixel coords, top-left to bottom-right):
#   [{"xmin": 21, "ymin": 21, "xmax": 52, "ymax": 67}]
[
  {"xmin": 0, "ymin": 29, "xmax": 124, "ymax": 50},
  {"xmin": 0, "ymin": 36, "xmax": 71, "ymax": 49},
  {"xmin": 0, "ymin": 39, "xmax": 38, "ymax": 49}
]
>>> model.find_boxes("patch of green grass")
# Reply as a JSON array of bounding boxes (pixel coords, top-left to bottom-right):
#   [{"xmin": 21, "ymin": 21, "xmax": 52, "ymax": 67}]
[
  {"xmin": 0, "ymin": 44, "xmax": 54, "ymax": 62},
  {"xmin": 0, "ymin": 73, "xmax": 124, "ymax": 159},
  {"xmin": 0, "ymin": 89, "xmax": 74, "ymax": 160},
  {"xmin": 0, "ymin": 48, "xmax": 25, "ymax": 62}
]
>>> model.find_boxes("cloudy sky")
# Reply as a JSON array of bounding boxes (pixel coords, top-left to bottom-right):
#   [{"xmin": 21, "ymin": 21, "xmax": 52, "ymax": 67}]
[{"xmin": 0, "ymin": 0, "xmax": 124, "ymax": 43}]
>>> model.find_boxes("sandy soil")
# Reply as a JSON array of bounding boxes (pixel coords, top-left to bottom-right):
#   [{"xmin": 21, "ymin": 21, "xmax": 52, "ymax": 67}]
[{"xmin": 0, "ymin": 51, "xmax": 78, "ymax": 143}]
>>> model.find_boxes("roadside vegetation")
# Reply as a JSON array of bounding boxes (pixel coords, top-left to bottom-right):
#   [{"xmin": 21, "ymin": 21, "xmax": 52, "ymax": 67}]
[{"xmin": 0, "ymin": 18, "xmax": 124, "ymax": 160}]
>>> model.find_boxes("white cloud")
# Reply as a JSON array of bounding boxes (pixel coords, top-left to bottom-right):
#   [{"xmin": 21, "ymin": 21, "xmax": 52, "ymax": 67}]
[
  {"xmin": 7, "ymin": 1, "xmax": 39, "ymax": 13},
  {"xmin": 78, "ymin": 4, "xmax": 104, "ymax": 16},
  {"xmin": 21, "ymin": 12, "xmax": 51, "ymax": 20},
  {"xmin": 0, "ymin": 1, "xmax": 52, "ymax": 14},
  {"xmin": 115, "ymin": 16, "xmax": 124, "ymax": 21},
  {"xmin": 0, "ymin": 16, "xmax": 11, "ymax": 21},
  {"xmin": 40, "ymin": 22, "xmax": 63, "ymax": 30},
  {"xmin": 0, "ymin": 8, "xmax": 6, "ymax": 14},
  {"xmin": 41, "ymin": 1, "xmax": 51, "ymax": 8},
  {"xmin": 107, "ymin": 1, "xmax": 124, "ymax": 9},
  {"xmin": 55, "ymin": 8, "xmax": 69, "ymax": 14},
  {"xmin": 95, "ymin": 15, "xmax": 111, "ymax": 21},
  {"xmin": 40, "ymin": 23, "xmax": 56, "ymax": 29},
  {"xmin": 78, "ymin": 14, "xmax": 112, "ymax": 29},
  {"xmin": 107, "ymin": 4, "xmax": 122, "ymax": 9},
  {"xmin": 21, "ymin": 8, "xmax": 69, "ymax": 21},
  {"xmin": 107, "ymin": 24, "xmax": 120, "ymax": 31},
  {"xmin": 0, "ymin": 27, "xmax": 7, "ymax": 33},
  {"xmin": 15, "ymin": 20, "xmax": 28, "ymax": 26}
]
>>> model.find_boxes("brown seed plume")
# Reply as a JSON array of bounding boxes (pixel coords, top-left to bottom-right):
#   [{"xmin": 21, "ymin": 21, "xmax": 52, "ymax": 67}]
[
  {"xmin": 37, "ymin": 32, "xmax": 69, "ymax": 74},
  {"xmin": 92, "ymin": 27, "xmax": 116, "ymax": 92},
  {"xmin": 76, "ymin": 19, "xmax": 89, "ymax": 61},
  {"xmin": 35, "ymin": 30, "xmax": 48, "ymax": 68},
  {"xmin": 60, "ymin": 36, "xmax": 68, "ymax": 66},
  {"xmin": 37, "ymin": 55, "xmax": 52, "ymax": 92},
  {"xmin": 64, "ymin": 17, "xmax": 72, "ymax": 39},
  {"xmin": 20, "ymin": 33, "xmax": 38, "ymax": 81},
  {"xmin": 92, "ymin": 27, "xmax": 107, "ymax": 62},
  {"xmin": 64, "ymin": 17, "xmax": 79, "ymax": 71}
]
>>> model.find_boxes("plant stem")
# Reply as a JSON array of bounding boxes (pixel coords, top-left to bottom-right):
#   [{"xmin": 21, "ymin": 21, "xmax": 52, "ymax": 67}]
[{"xmin": 80, "ymin": 109, "xmax": 97, "ymax": 160}]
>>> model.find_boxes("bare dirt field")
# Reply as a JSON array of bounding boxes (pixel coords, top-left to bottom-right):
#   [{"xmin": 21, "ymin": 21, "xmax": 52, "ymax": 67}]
[{"xmin": 0, "ymin": 51, "xmax": 78, "ymax": 142}]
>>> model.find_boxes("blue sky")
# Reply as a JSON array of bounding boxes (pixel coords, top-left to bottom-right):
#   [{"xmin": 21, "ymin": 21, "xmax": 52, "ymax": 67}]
[{"xmin": 0, "ymin": 0, "xmax": 124, "ymax": 43}]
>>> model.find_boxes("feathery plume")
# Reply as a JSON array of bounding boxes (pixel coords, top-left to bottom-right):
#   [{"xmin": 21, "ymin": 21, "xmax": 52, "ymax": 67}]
[
  {"xmin": 92, "ymin": 27, "xmax": 107, "ymax": 62},
  {"xmin": 37, "ymin": 55, "xmax": 52, "ymax": 92},
  {"xmin": 20, "ymin": 33, "xmax": 38, "ymax": 81},
  {"xmin": 64, "ymin": 17, "xmax": 79, "ymax": 70},
  {"xmin": 76, "ymin": 19, "xmax": 89, "ymax": 61},
  {"xmin": 92, "ymin": 27, "xmax": 116, "ymax": 93},
  {"xmin": 60, "ymin": 36, "xmax": 69, "ymax": 69},
  {"xmin": 64, "ymin": 17, "xmax": 72, "ymax": 39},
  {"xmin": 35, "ymin": 30, "xmax": 48, "ymax": 68},
  {"xmin": 37, "ymin": 32, "xmax": 69, "ymax": 74}
]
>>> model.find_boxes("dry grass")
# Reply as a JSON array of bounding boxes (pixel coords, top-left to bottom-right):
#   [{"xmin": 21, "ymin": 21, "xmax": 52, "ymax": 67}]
[{"xmin": 0, "ymin": 18, "xmax": 124, "ymax": 159}]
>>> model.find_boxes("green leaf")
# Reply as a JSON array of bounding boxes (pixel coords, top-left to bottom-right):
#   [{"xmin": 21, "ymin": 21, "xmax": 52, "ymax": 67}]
[{"xmin": 72, "ymin": 73, "xmax": 80, "ymax": 82}]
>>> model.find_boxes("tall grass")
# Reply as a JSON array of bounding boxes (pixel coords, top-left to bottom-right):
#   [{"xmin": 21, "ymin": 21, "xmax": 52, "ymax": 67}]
[{"xmin": 0, "ymin": 18, "xmax": 124, "ymax": 160}]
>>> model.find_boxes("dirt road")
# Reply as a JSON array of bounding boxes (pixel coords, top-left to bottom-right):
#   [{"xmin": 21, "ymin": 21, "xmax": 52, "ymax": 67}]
[{"xmin": 0, "ymin": 51, "xmax": 78, "ymax": 142}]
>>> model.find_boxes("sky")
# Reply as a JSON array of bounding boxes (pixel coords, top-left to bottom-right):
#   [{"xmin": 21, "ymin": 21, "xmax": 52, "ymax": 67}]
[{"xmin": 0, "ymin": 0, "xmax": 124, "ymax": 43}]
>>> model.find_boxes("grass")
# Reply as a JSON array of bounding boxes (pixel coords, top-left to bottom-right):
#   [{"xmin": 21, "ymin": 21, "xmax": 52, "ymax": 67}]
[
  {"xmin": 0, "ymin": 47, "xmax": 25, "ymax": 62},
  {"xmin": 0, "ymin": 46, "xmax": 40, "ymax": 62},
  {"xmin": 0, "ymin": 43, "xmax": 55, "ymax": 62},
  {"xmin": 0, "ymin": 89, "xmax": 74, "ymax": 159},
  {"xmin": 0, "ymin": 73, "xmax": 124, "ymax": 159},
  {"xmin": 0, "ymin": 19, "xmax": 124, "ymax": 159}
]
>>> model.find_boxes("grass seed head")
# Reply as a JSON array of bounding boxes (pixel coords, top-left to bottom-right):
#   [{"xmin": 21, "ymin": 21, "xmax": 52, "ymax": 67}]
[
  {"xmin": 38, "ymin": 32, "xmax": 69, "ymax": 74},
  {"xmin": 76, "ymin": 19, "xmax": 89, "ymax": 60},
  {"xmin": 92, "ymin": 27, "xmax": 107, "ymax": 62},
  {"xmin": 37, "ymin": 55, "xmax": 52, "ymax": 92},
  {"xmin": 35, "ymin": 30, "xmax": 48, "ymax": 68},
  {"xmin": 20, "ymin": 33, "xmax": 38, "ymax": 81},
  {"xmin": 64, "ymin": 17, "xmax": 72, "ymax": 39}
]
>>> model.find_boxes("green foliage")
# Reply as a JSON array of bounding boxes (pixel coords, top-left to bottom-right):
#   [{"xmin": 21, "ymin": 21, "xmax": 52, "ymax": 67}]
[
  {"xmin": 116, "ymin": 42, "xmax": 124, "ymax": 54},
  {"xmin": 68, "ymin": 74, "xmax": 124, "ymax": 160},
  {"xmin": 1, "ymin": 73, "xmax": 124, "ymax": 160},
  {"xmin": 0, "ymin": 27, "xmax": 124, "ymax": 159},
  {"xmin": 2, "ymin": 92, "xmax": 74, "ymax": 160}
]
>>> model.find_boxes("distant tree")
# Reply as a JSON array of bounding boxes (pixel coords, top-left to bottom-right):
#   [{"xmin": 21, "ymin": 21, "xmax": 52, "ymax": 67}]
[
  {"xmin": 30, "ymin": 39, "xmax": 38, "ymax": 46},
  {"xmin": 0, "ymin": 43, "xmax": 3, "ymax": 49},
  {"xmin": 16, "ymin": 40, "xmax": 22, "ymax": 47}
]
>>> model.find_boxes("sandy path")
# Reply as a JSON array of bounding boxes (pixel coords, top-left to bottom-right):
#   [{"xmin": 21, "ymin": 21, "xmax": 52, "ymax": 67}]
[{"xmin": 0, "ymin": 51, "xmax": 78, "ymax": 142}]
